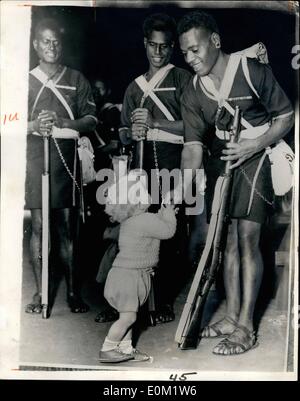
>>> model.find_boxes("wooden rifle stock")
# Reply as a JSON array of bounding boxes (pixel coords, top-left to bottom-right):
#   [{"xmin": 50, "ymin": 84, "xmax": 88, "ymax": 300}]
[{"xmin": 175, "ymin": 106, "xmax": 242, "ymax": 349}]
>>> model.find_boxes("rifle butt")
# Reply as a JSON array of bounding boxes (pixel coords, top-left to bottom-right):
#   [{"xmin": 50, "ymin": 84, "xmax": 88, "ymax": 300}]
[{"xmin": 179, "ymin": 294, "xmax": 207, "ymax": 350}]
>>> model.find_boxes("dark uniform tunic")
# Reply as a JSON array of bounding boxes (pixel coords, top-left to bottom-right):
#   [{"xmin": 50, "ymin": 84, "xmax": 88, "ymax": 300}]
[
  {"xmin": 25, "ymin": 65, "xmax": 97, "ymax": 209},
  {"xmin": 121, "ymin": 66, "xmax": 192, "ymax": 174},
  {"xmin": 182, "ymin": 56, "xmax": 293, "ymax": 223}
]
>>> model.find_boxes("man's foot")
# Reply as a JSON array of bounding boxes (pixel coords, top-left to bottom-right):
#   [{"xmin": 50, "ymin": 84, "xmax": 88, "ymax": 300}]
[
  {"xmin": 155, "ymin": 304, "xmax": 175, "ymax": 325},
  {"xmin": 95, "ymin": 308, "xmax": 118, "ymax": 323},
  {"xmin": 212, "ymin": 324, "xmax": 258, "ymax": 356},
  {"xmin": 25, "ymin": 293, "xmax": 42, "ymax": 314},
  {"xmin": 99, "ymin": 348, "xmax": 134, "ymax": 363},
  {"xmin": 201, "ymin": 316, "xmax": 238, "ymax": 338},
  {"xmin": 127, "ymin": 348, "xmax": 151, "ymax": 362},
  {"xmin": 67, "ymin": 295, "xmax": 90, "ymax": 313}
]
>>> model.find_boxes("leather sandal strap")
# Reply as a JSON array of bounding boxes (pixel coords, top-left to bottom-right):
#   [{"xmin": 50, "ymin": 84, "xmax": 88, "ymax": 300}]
[
  {"xmin": 220, "ymin": 338, "xmax": 247, "ymax": 352},
  {"xmin": 235, "ymin": 323, "xmax": 256, "ymax": 340},
  {"xmin": 224, "ymin": 316, "xmax": 238, "ymax": 327}
]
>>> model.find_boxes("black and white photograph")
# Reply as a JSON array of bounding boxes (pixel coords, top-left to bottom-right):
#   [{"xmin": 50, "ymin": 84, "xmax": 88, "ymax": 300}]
[{"xmin": 0, "ymin": 0, "xmax": 298, "ymax": 382}]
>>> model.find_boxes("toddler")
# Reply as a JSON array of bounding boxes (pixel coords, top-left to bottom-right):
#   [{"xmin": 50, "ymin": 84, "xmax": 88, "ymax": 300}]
[{"xmin": 99, "ymin": 171, "xmax": 177, "ymax": 363}]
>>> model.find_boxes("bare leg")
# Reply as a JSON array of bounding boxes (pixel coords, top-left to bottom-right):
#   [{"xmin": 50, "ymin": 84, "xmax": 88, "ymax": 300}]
[
  {"xmin": 202, "ymin": 220, "xmax": 240, "ymax": 336},
  {"xmin": 213, "ymin": 219, "xmax": 262, "ymax": 355},
  {"xmin": 107, "ymin": 312, "xmax": 137, "ymax": 342},
  {"xmin": 223, "ymin": 219, "xmax": 241, "ymax": 321},
  {"xmin": 237, "ymin": 219, "xmax": 263, "ymax": 330},
  {"xmin": 99, "ymin": 313, "xmax": 138, "ymax": 363},
  {"xmin": 26, "ymin": 209, "xmax": 42, "ymax": 313},
  {"xmin": 54, "ymin": 208, "xmax": 89, "ymax": 312}
]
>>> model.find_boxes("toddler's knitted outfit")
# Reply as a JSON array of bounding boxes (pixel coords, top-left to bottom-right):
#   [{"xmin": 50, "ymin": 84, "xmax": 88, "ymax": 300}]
[{"xmin": 104, "ymin": 207, "xmax": 176, "ymax": 312}]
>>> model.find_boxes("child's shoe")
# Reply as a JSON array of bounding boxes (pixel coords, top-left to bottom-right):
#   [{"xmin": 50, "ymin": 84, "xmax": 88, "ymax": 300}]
[
  {"xmin": 99, "ymin": 348, "xmax": 134, "ymax": 363},
  {"xmin": 128, "ymin": 348, "xmax": 151, "ymax": 362}
]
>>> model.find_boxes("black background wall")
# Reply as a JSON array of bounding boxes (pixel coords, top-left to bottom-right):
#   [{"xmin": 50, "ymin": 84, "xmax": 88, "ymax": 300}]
[{"xmin": 30, "ymin": 4, "xmax": 296, "ymax": 106}]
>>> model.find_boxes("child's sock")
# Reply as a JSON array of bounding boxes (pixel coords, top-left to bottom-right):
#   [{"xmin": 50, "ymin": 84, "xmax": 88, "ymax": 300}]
[
  {"xmin": 101, "ymin": 337, "xmax": 119, "ymax": 352},
  {"xmin": 118, "ymin": 339, "xmax": 133, "ymax": 354}
]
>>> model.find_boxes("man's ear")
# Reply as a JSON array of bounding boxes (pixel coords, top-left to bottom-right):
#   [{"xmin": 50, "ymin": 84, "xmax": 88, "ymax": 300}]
[
  {"xmin": 33, "ymin": 39, "xmax": 38, "ymax": 51},
  {"xmin": 211, "ymin": 32, "xmax": 221, "ymax": 49},
  {"xmin": 144, "ymin": 37, "xmax": 147, "ymax": 48}
]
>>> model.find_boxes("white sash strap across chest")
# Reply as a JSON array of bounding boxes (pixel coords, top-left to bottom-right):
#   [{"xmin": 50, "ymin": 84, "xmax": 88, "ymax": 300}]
[
  {"xmin": 30, "ymin": 66, "xmax": 75, "ymax": 120},
  {"xmin": 30, "ymin": 66, "xmax": 78, "ymax": 138},
  {"xmin": 196, "ymin": 54, "xmax": 269, "ymax": 139},
  {"xmin": 135, "ymin": 64, "xmax": 175, "ymax": 121}
]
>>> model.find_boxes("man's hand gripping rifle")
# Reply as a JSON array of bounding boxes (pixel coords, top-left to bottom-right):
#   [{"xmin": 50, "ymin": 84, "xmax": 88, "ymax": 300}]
[{"xmin": 175, "ymin": 106, "xmax": 242, "ymax": 349}]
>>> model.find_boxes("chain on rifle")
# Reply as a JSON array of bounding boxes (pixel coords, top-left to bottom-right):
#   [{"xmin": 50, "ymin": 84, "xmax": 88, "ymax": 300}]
[
  {"xmin": 52, "ymin": 136, "xmax": 81, "ymax": 193},
  {"xmin": 238, "ymin": 165, "xmax": 274, "ymax": 206},
  {"xmin": 152, "ymin": 139, "xmax": 162, "ymax": 198}
]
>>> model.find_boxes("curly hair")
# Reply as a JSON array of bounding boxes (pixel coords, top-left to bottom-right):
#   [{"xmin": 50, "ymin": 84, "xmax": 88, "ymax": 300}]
[
  {"xmin": 177, "ymin": 11, "xmax": 219, "ymax": 36},
  {"xmin": 105, "ymin": 174, "xmax": 151, "ymax": 223},
  {"xmin": 143, "ymin": 13, "xmax": 177, "ymax": 43},
  {"xmin": 34, "ymin": 18, "xmax": 63, "ymax": 39}
]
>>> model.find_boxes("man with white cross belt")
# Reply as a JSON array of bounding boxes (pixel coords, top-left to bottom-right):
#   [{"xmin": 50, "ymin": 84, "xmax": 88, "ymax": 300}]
[
  {"xmin": 118, "ymin": 13, "xmax": 192, "ymax": 324},
  {"xmin": 24, "ymin": 18, "xmax": 97, "ymax": 314},
  {"xmin": 171, "ymin": 11, "xmax": 294, "ymax": 355}
]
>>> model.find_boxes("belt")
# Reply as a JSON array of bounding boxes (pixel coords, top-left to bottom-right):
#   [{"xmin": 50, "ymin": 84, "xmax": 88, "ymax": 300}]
[
  {"xmin": 216, "ymin": 122, "xmax": 269, "ymax": 141},
  {"xmin": 147, "ymin": 128, "xmax": 184, "ymax": 145},
  {"xmin": 32, "ymin": 126, "xmax": 79, "ymax": 139}
]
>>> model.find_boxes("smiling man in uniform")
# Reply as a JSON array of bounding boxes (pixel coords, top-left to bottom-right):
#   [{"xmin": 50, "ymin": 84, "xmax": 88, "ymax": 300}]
[
  {"xmin": 118, "ymin": 13, "xmax": 192, "ymax": 325},
  {"xmin": 25, "ymin": 18, "xmax": 97, "ymax": 314}
]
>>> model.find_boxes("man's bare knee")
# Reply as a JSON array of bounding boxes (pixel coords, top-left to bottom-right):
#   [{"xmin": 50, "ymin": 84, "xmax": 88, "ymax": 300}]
[{"xmin": 238, "ymin": 220, "xmax": 261, "ymax": 254}]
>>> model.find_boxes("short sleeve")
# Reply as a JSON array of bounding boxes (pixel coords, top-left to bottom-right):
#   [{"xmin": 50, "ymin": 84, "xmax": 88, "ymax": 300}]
[
  {"xmin": 76, "ymin": 72, "xmax": 97, "ymax": 119},
  {"xmin": 181, "ymin": 80, "xmax": 209, "ymax": 145},
  {"xmin": 249, "ymin": 60, "xmax": 293, "ymax": 120},
  {"xmin": 176, "ymin": 68, "xmax": 193, "ymax": 93}
]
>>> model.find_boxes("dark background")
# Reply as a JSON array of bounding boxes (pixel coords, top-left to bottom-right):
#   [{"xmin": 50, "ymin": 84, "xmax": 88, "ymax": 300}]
[{"xmin": 30, "ymin": 4, "xmax": 297, "ymax": 106}]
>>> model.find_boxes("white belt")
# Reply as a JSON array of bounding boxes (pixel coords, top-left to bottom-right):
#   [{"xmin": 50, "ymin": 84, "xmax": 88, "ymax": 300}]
[
  {"xmin": 147, "ymin": 128, "xmax": 184, "ymax": 145},
  {"xmin": 32, "ymin": 126, "xmax": 79, "ymax": 139},
  {"xmin": 216, "ymin": 122, "xmax": 269, "ymax": 141}
]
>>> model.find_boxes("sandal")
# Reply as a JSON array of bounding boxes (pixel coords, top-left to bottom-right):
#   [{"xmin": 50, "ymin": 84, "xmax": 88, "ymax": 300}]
[
  {"xmin": 25, "ymin": 293, "xmax": 42, "ymax": 314},
  {"xmin": 95, "ymin": 307, "xmax": 119, "ymax": 323},
  {"xmin": 155, "ymin": 304, "xmax": 175, "ymax": 325},
  {"xmin": 67, "ymin": 295, "xmax": 90, "ymax": 313},
  {"xmin": 213, "ymin": 324, "xmax": 259, "ymax": 356},
  {"xmin": 201, "ymin": 316, "xmax": 238, "ymax": 338}
]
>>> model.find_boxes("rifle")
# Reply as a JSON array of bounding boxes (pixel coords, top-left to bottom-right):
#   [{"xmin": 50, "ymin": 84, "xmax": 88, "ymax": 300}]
[
  {"xmin": 135, "ymin": 94, "xmax": 156, "ymax": 326},
  {"xmin": 175, "ymin": 105, "xmax": 242, "ymax": 349},
  {"xmin": 41, "ymin": 134, "xmax": 51, "ymax": 319}
]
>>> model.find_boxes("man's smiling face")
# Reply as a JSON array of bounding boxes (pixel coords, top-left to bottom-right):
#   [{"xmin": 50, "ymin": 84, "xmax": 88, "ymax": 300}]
[
  {"xmin": 144, "ymin": 30, "xmax": 173, "ymax": 71},
  {"xmin": 34, "ymin": 28, "xmax": 62, "ymax": 65},
  {"xmin": 179, "ymin": 27, "xmax": 219, "ymax": 77}
]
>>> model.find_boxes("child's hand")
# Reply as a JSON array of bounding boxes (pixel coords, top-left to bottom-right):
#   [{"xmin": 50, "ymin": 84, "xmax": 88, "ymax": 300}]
[
  {"xmin": 145, "ymin": 266, "xmax": 156, "ymax": 276},
  {"xmin": 159, "ymin": 203, "xmax": 178, "ymax": 216}
]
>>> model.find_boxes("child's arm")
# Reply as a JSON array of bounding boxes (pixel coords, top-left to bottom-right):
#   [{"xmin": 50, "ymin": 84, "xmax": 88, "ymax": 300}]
[
  {"xmin": 103, "ymin": 224, "xmax": 120, "ymax": 241},
  {"xmin": 141, "ymin": 206, "xmax": 177, "ymax": 240}
]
